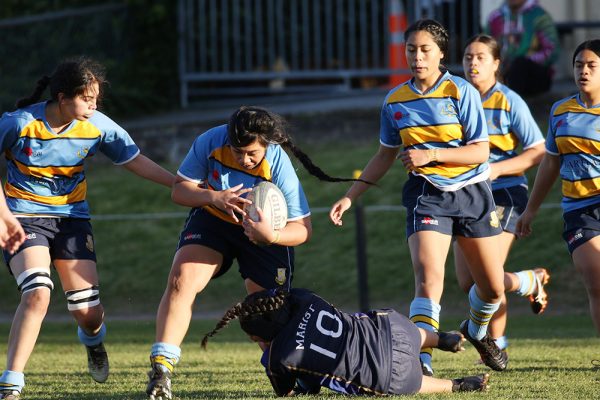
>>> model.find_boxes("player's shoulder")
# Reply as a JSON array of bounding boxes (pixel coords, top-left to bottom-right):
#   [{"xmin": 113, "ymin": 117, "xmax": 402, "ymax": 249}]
[{"xmin": 2, "ymin": 102, "xmax": 43, "ymax": 127}]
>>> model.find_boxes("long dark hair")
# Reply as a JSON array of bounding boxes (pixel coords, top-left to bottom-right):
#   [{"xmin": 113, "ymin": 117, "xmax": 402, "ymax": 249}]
[
  {"xmin": 201, "ymin": 288, "xmax": 291, "ymax": 349},
  {"xmin": 16, "ymin": 56, "xmax": 106, "ymax": 109},
  {"xmin": 228, "ymin": 106, "xmax": 372, "ymax": 184},
  {"xmin": 572, "ymin": 39, "xmax": 600, "ymax": 66}
]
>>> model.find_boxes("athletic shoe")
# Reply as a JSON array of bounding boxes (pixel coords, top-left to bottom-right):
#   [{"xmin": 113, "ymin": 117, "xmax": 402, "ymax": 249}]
[
  {"xmin": 437, "ymin": 330, "xmax": 465, "ymax": 353},
  {"xmin": 459, "ymin": 320, "xmax": 507, "ymax": 371},
  {"xmin": 529, "ymin": 268, "xmax": 550, "ymax": 314},
  {"xmin": 420, "ymin": 362, "xmax": 434, "ymax": 377},
  {"xmin": 0, "ymin": 390, "xmax": 20, "ymax": 400},
  {"xmin": 86, "ymin": 342, "xmax": 109, "ymax": 383},
  {"xmin": 477, "ymin": 349, "xmax": 508, "ymax": 365},
  {"xmin": 452, "ymin": 373, "xmax": 489, "ymax": 392},
  {"xmin": 147, "ymin": 364, "xmax": 172, "ymax": 400}
]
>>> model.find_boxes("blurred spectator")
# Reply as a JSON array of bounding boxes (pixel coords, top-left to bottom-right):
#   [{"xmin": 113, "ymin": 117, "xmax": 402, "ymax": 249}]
[{"xmin": 486, "ymin": 0, "xmax": 560, "ymax": 97}]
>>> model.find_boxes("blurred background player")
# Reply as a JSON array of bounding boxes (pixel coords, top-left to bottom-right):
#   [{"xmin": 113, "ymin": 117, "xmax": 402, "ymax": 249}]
[
  {"xmin": 517, "ymin": 39, "xmax": 600, "ymax": 335},
  {"xmin": 202, "ymin": 287, "xmax": 489, "ymax": 396},
  {"xmin": 146, "ymin": 106, "xmax": 369, "ymax": 400},
  {"xmin": 486, "ymin": 0, "xmax": 560, "ymax": 97},
  {"xmin": 455, "ymin": 33, "xmax": 549, "ymax": 360},
  {"xmin": 0, "ymin": 57, "xmax": 174, "ymax": 400},
  {"xmin": 329, "ymin": 19, "xmax": 507, "ymax": 376}
]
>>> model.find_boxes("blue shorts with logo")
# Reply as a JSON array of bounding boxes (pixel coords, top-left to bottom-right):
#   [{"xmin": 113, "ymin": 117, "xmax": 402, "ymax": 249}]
[
  {"xmin": 562, "ymin": 202, "xmax": 600, "ymax": 254},
  {"xmin": 402, "ymin": 174, "xmax": 502, "ymax": 239},
  {"xmin": 3, "ymin": 217, "xmax": 96, "ymax": 272},
  {"xmin": 492, "ymin": 185, "xmax": 529, "ymax": 234},
  {"xmin": 177, "ymin": 207, "xmax": 294, "ymax": 290}
]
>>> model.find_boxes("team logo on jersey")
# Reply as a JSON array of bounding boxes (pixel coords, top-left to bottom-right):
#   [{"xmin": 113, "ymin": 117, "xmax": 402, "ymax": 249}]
[
  {"xmin": 86, "ymin": 235, "xmax": 94, "ymax": 252},
  {"xmin": 440, "ymin": 101, "xmax": 457, "ymax": 117},
  {"xmin": 489, "ymin": 211, "xmax": 500, "ymax": 228},
  {"xmin": 420, "ymin": 217, "xmax": 439, "ymax": 226},
  {"xmin": 275, "ymin": 268, "xmax": 287, "ymax": 285},
  {"xmin": 76, "ymin": 147, "xmax": 90, "ymax": 159},
  {"xmin": 394, "ymin": 111, "xmax": 404, "ymax": 120},
  {"xmin": 487, "ymin": 117, "xmax": 501, "ymax": 132}
]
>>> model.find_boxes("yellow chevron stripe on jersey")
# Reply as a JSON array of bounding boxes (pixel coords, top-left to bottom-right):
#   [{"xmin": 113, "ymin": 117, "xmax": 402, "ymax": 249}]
[
  {"xmin": 210, "ymin": 146, "xmax": 272, "ymax": 180},
  {"xmin": 4, "ymin": 180, "xmax": 87, "ymax": 205},
  {"xmin": 489, "ymin": 132, "xmax": 519, "ymax": 151},
  {"xmin": 554, "ymin": 98, "xmax": 600, "ymax": 116},
  {"xmin": 386, "ymin": 80, "xmax": 460, "ymax": 104},
  {"xmin": 20, "ymin": 120, "xmax": 102, "ymax": 140},
  {"xmin": 12, "ymin": 158, "xmax": 84, "ymax": 178},
  {"xmin": 556, "ymin": 136, "xmax": 600, "ymax": 154},
  {"xmin": 410, "ymin": 315, "xmax": 440, "ymax": 329},
  {"xmin": 400, "ymin": 124, "xmax": 463, "ymax": 147},
  {"xmin": 562, "ymin": 177, "xmax": 600, "ymax": 199},
  {"xmin": 482, "ymin": 91, "xmax": 510, "ymax": 111},
  {"xmin": 417, "ymin": 163, "xmax": 479, "ymax": 178}
]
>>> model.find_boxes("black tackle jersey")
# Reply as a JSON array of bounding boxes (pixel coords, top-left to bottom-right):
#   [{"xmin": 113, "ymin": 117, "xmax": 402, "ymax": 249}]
[{"xmin": 262, "ymin": 288, "xmax": 394, "ymax": 395}]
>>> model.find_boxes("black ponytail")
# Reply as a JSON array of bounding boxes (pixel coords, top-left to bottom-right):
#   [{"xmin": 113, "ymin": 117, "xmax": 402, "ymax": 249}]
[{"xmin": 15, "ymin": 76, "xmax": 51, "ymax": 108}]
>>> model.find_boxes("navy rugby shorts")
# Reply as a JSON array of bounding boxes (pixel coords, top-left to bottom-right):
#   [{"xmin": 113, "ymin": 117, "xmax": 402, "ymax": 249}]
[
  {"xmin": 177, "ymin": 207, "xmax": 294, "ymax": 289},
  {"xmin": 492, "ymin": 185, "xmax": 528, "ymax": 234},
  {"xmin": 402, "ymin": 174, "xmax": 503, "ymax": 239},
  {"xmin": 562, "ymin": 202, "xmax": 600, "ymax": 254},
  {"xmin": 3, "ymin": 217, "xmax": 96, "ymax": 270},
  {"xmin": 387, "ymin": 310, "xmax": 423, "ymax": 395}
]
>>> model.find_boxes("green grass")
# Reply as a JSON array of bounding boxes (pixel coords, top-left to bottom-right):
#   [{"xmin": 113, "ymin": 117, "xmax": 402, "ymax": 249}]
[
  {"xmin": 0, "ymin": 139, "xmax": 582, "ymax": 318},
  {"xmin": 0, "ymin": 315, "xmax": 598, "ymax": 399}
]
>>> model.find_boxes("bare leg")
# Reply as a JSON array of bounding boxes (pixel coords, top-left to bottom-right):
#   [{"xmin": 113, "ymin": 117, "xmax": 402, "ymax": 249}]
[{"xmin": 572, "ymin": 236, "xmax": 600, "ymax": 333}]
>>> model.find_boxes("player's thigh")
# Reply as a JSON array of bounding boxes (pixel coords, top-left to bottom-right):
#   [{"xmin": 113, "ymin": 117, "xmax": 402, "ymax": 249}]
[
  {"xmin": 245, "ymin": 278, "xmax": 266, "ymax": 294},
  {"xmin": 53, "ymin": 258, "xmax": 98, "ymax": 291},
  {"xmin": 455, "ymin": 235, "xmax": 504, "ymax": 297},
  {"xmin": 408, "ymin": 231, "xmax": 451, "ymax": 299},
  {"xmin": 8, "ymin": 246, "xmax": 52, "ymax": 277},
  {"xmin": 572, "ymin": 236, "xmax": 600, "ymax": 295},
  {"xmin": 169, "ymin": 244, "xmax": 223, "ymax": 294}
]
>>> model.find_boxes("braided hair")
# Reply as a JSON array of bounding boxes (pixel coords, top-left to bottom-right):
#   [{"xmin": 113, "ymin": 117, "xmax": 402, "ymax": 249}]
[
  {"xmin": 228, "ymin": 106, "xmax": 373, "ymax": 184},
  {"xmin": 16, "ymin": 56, "xmax": 106, "ymax": 109},
  {"xmin": 202, "ymin": 288, "xmax": 291, "ymax": 349}
]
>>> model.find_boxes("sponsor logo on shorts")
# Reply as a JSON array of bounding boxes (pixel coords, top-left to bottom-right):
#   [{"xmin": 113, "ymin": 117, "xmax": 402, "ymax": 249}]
[
  {"xmin": 86, "ymin": 234, "xmax": 94, "ymax": 252},
  {"xmin": 490, "ymin": 211, "xmax": 500, "ymax": 228},
  {"xmin": 184, "ymin": 233, "xmax": 202, "ymax": 241},
  {"xmin": 568, "ymin": 232, "xmax": 584, "ymax": 245},
  {"xmin": 26, "ymin": 233, "xmax": 36, "ymax": 240},
  {"xmin": 420, "ymin": 217, "xmax": 439, "ymax": 226},
  {"xmin": 275, "ymin": 268, "xmax": 287, "ymax": 285}
]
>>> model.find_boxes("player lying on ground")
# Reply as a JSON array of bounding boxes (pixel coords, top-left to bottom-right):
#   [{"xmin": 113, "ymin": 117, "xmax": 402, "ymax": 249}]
[{"xmin": 202, "ymin": 288, "xmax": 489, "ymax": 396}]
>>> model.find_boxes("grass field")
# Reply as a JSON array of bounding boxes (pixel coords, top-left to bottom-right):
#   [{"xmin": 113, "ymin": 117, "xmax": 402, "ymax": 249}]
[
  {"xmin": 0, "ymin": 315, "xmax": 598, "ymax": 399},
  {"xmin": 0, "ymin": 138, "xmax": 596, "ymax": 398}
]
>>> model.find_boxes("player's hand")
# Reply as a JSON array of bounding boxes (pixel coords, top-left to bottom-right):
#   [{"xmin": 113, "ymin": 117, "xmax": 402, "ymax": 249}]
[
  {"xmin": 488, "ymin": 163, "xmax": 501, "ymax": 181},
  {"xmin": 242, "ymin": 208, "xmax": 274, "ymax": 244},
  {"xmin": 329, "ymin": 197, "xmax": 352, "ymax": 226},
  {"xmin": 0, "ymin": 211, "xmax": 25, "ymax": 254},
  {"xmin": 398, "ymin": 149, "xmax": 431, "ymax": 170},
  {"xmin": 216, "ymin": 183, "xmax": 252, "ymax": 222},
  {"xmin": 515, "ymin": 210, "xmax": 535, "ymax": 238}
]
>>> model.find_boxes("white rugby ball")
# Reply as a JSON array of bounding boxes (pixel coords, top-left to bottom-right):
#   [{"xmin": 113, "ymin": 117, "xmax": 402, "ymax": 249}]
[{"xmin": 245, "ymin": 181, "xmax": 288, "ymax": 230}]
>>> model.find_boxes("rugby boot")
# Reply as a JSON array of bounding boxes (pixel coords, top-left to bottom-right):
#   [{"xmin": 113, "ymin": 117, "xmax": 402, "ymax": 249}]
[
  {"xmin": 86, "ymin": 342, "xmax": 109, "ymax": 383},
  {"xmin": 460, "ymin": 320, "xmax": 507, "ymax": 371}
]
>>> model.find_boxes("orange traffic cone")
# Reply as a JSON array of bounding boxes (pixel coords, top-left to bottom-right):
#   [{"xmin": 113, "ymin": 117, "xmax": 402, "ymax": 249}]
[{"xmin": 388, "ymin": 0, "xmax": 411, "ymax": 87}]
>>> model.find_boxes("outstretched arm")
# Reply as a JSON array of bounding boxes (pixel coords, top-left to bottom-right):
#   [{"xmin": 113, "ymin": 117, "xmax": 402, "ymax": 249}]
[
  {"xmin": 0, "ymin": 190, "xmax": 24, "ymax": 254},
  {"xmin": 122, "ymin": 154, "xmax": 175, "ymax": 188}
]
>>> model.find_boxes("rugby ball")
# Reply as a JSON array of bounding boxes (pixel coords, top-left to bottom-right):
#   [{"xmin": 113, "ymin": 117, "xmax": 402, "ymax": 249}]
[{"xmin": 245, "ymin": 181, "xmax": 287, "ymax": 230}]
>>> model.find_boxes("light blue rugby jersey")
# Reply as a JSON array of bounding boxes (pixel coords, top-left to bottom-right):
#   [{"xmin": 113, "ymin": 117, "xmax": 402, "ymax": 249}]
[
  {"xmin": 546, "ymin": 94, "xmax": 600, "ymax": 213},
  {"xmin": 482, "ymin": 82, "xmax": 544, "ymax": 190},
  {"xmin": 177, "ymin": 124, "xmax": 310, "ymax": 225},
  {"xmin": 380, "ymin": 71, "xmax": 490, "ymax": 191},
  {"xmin": 0, "ymin": 102, "xmax": 140, "ymax": 218}
]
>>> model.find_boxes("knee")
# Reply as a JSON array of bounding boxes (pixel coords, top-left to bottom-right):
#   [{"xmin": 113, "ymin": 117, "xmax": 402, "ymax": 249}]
[
  {"xmin": 66, "ymin": 286, "xmax": 104, "ymax": 328},
  {"xmin": 16, "ymin": 268, "xmax": 54, "ymax": 315},
  {"xmin": 22, "ymin": 288, "xmax": 51, "ymax": 315}
]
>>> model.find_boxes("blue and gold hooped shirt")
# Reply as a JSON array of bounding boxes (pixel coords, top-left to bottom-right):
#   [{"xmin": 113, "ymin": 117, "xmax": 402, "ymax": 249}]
[
  {"xmin": 0, "ymin": 101, "xmax": 140, "ymax": 218},
  {"xmin": 380, "ymin": 71, "xmax": 490, "ymax": 191},
  {"xmin": 547, "ymin": 94, "xmax": 600, "ymax": 213},
  {"xmin": 177, "ymin": 124, "xmax": 310, "ymax": 225}
]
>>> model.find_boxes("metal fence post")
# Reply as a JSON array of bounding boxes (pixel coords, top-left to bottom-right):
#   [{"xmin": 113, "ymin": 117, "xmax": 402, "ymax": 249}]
[{"xmin": 353, "ymin": 170, "xmax": 369, "ymax": 312}]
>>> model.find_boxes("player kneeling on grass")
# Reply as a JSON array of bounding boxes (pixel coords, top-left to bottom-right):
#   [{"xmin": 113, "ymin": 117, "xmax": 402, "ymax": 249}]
[{"xmin": 202, "ymin": 288, "xmax": 489, "ymax": 396}]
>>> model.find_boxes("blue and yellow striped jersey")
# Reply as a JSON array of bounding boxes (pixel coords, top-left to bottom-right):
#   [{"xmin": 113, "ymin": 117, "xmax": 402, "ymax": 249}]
[
  {"xmin": 547, "ymin": 94, "xmax": 600, "ymax": 212},
  {"xmin": 177, "ymin": 125, "xmax": 310, "ymax": 225},
  {"xmin": 0, "ymin": 102, "xmax": 140, "ymax": 218},
  {"xmin": 380, "ymin": 71, "xmax": 489, "ymax": 191},
  {"xmin": 482, "ymin": 83, "xmax": 544, "ymax": 190}
]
